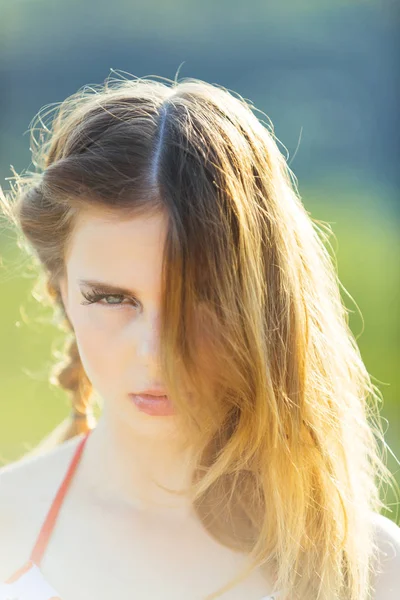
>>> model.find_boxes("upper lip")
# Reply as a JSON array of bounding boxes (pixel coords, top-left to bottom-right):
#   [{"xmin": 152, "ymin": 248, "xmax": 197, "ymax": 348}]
[{"xmin": 134, "ymin": 389, "xmax": 168, "ymax": 397}]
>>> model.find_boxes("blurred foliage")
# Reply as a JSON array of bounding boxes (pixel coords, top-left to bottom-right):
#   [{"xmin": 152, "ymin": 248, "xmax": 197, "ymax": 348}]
[
  {"xmin": 1, "ymin": 182, "xmax": 398, "ymax": 521},
  {"xmin": 0, "ymin": 0, "xmax": 398, "ymax": 523}
]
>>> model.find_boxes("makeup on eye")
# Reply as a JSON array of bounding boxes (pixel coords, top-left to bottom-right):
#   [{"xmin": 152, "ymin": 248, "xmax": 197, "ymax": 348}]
[
  {"xmin": 77, "ymin": 278, "xmax": 140, "ymax": 298},
  {"xmin": 79, "ymin": 285, "xmax": 140, "ymax": 309}
]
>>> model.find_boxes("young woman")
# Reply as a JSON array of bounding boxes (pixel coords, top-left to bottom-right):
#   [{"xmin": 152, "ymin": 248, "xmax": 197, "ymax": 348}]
[{"xmin": 0, "ymin": 73, "xmax": 399, "ymax": 600}]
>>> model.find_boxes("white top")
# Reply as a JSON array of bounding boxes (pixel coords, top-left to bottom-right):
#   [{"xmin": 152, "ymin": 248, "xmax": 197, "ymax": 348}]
[{"xmin": 0, "ymin": 561, "xmax": 284, "ymax": 599}]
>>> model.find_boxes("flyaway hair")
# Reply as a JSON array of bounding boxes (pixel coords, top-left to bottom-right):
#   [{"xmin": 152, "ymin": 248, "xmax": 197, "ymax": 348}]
[{"xmin": 0, "ymin": 72, "xmax": 398, "ymax": 600}]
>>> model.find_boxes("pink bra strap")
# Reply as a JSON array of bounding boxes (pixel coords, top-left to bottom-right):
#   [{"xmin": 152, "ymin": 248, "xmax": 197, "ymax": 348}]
[{"xmin": 30, "ymin": 429, "xmax": 93, "ymax": 566}]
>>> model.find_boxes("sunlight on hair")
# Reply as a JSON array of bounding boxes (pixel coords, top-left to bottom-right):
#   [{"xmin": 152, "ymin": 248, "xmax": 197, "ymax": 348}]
[{"xmin": 0, "ymin": 70, "xmax": 398, "ymax": 600}]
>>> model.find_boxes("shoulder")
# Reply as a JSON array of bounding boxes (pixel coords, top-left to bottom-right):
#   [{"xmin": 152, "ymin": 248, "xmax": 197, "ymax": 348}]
[
  {"xmin": 0, "ymin": 434, "xmax": 83, "ymax": 580},
  {"xmin": 370, "ymin": 512, "xmax": 400, "ymax": 600},
  {"xmin": 0, "ymin": 433, "xmax": 83, "ymax": 499}
]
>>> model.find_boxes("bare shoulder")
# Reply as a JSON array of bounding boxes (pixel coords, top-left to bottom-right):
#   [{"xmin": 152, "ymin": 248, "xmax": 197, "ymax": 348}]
[
  {"xmin": 0, "ymin": 434, "xmax": 84, "ymax": 503},
  {"xmin": 0, "ymin": 434, "xmax": 84, "ymax": 580},
  {"xmin": 0, "ymin": 435, "xmax": 82, "ymax": 488},
  {"xmin": 371, "ymin": 512, "xmax": 400, "ymax": 600}
]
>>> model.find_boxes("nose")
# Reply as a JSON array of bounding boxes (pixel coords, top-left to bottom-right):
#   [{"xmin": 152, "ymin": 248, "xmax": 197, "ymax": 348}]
[{"xmin": 133, "ymin": 310, "xmax": 162, "ymax": 363}]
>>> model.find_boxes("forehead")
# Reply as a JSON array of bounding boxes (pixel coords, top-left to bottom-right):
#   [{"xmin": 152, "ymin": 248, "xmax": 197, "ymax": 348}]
[{"xmin": 65, "ymin": 208, "xmax": 169, "ymax": 288}]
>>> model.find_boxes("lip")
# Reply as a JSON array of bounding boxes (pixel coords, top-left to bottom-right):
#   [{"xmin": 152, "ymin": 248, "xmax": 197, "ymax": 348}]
[
  {"xmin": 129, "ymin": 393, "xmax": 176, "ymax": 416},
  {"xmin": 135, "ymin": 389, "xmax": 168, "ymax": 397}
]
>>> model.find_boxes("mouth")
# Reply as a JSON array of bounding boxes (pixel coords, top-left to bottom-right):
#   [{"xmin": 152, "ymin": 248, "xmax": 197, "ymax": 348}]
[{"xmin": 129, "ymin": 393, "xmax": 175, "ymax": 416}]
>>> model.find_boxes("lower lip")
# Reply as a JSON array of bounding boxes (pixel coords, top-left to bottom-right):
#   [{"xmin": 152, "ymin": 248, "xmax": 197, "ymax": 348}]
[{"xmin": 129, "ymin": 394, "xmax": 176, "ymax": 416}]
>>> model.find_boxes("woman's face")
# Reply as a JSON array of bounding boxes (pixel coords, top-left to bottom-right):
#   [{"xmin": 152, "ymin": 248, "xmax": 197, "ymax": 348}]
[{"xmin": 59, "ymin": 207, "xmax": 181, "ymax": 436}]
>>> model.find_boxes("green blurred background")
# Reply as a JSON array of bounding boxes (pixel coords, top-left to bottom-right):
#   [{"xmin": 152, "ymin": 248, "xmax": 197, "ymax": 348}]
[{"xmin": 1, "ymin": 1, "xmax": 399, "ymax": 523}]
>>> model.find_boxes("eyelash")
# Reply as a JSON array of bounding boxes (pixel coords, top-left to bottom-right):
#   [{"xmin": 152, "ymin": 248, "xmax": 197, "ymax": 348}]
[{"xmin": 80, "ymin": 289, "xmax": 140, "ymax": 310}]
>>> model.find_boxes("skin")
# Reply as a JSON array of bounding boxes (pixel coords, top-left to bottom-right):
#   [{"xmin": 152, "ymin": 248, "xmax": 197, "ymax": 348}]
[
  {"xmin": 1, "ymin": 206, "xmax": 399, "ymax": 598},
  {"xmin": 58, "ymin": 207, "xmax": 197, "ymax": 519},
  {"xmin": 21, "ymin": 206, "xmax": 275, "ymax": 598}
]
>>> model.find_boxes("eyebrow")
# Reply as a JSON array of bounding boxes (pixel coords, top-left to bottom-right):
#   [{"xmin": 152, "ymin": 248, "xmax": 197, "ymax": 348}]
[{"xmin": 77, "ymin": 279, "xmax": 139, "ymax": 297}]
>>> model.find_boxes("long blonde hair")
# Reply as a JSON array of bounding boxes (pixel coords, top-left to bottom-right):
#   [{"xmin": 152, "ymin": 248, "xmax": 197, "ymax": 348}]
[{"xmin": 0, "ymin": 72, "xmax": 397, "ymax": 599}]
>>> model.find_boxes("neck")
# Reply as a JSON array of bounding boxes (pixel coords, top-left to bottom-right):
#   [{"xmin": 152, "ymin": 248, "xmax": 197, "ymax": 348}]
[{"xmin": 79, "ymin": 408, "xmax": 197, "ymax": 521}]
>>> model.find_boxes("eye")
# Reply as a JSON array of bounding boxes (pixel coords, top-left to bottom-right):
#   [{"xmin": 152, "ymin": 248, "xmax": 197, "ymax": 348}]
[{"xmin": 80, "ymin": 289, "xmax": 140, "ymax": 310}]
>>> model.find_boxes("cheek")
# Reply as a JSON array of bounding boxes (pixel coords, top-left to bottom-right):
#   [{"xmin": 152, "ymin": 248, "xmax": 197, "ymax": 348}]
[{"xmin": 71, "ymin": 309, "xmax": 126, "ymax": 390}]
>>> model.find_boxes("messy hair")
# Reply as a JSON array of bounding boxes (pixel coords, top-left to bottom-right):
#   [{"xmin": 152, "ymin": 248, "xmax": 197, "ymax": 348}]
[{"xmin": 0, "ymin": 72, "xmax": 397, "ymax": 599}]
